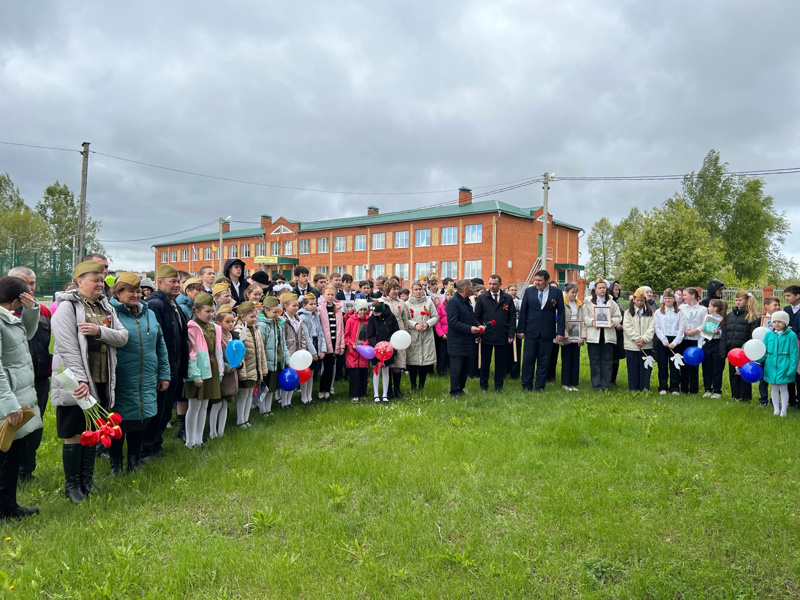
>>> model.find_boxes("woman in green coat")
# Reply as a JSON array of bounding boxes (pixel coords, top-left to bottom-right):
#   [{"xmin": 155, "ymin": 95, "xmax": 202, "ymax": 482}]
[
  {"xmin": 0, "ymin": 276, "xmax": 42, "ymax": 521},
  {"xmin": 109, "ymin": 273, "xmax": 171, "ymax": 474}
]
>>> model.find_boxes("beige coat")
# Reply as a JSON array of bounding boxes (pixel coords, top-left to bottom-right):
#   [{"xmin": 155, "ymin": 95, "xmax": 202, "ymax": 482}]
[
  {"xmin": 236, "ymin": 322, "xmax": 268, "ymax": 384},
  {"xmin": 622, "ymin": 309, "xmax": 655, "ymax": 351},
  {"xmin": 581, "ymin": 296, "xmax": 623, "ymax": 344},
  {"xmin": 405, "ymin": 295, "xmax": 439, "ymax": 366},
  {"xmin": 382, "ymin": 296, "xmax": 410, "ymax": 369}
]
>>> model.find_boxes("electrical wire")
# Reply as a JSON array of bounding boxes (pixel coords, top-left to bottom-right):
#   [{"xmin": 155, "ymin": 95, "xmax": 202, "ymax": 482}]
[
  {"xmin": 0, "ymin": 141, "xmax": 79, "ymax": 153},
  {"xmin": 97, "ymin": 219, "xmax": 220, "ymax": 243}
]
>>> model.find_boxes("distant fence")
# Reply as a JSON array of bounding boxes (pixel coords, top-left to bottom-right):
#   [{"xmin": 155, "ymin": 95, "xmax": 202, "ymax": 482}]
[{"xmin": 0, "ymin": 249, "xmax": 77, "ymax": 300}]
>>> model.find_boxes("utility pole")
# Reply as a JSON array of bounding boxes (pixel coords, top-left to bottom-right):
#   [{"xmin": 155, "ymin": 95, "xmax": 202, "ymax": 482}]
[
  {"xmin": 219, "ymin": 215, "xmax": 231, "ymax": 274},
  {"xmin": 540, "ymin": 172, "xmax": 552, "ymax": 274},
  {"xmin": 77, "ymin": 142, "xmax": 90, "ymax": 258}
]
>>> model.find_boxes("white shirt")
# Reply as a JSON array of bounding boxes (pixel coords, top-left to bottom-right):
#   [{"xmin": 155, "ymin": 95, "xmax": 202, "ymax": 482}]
[
  {"xmin": 654, "ymin": 308, "xmax": 686, "ymax": 345},
  {"xmin": 537, "ymin": 286, "xmax": 550, "ymax": 309}
]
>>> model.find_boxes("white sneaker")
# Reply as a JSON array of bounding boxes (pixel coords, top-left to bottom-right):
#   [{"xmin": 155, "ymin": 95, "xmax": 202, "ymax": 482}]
[
  {"xmin": 659, "ymin": 390, "xmax": 667, "ymax": 395},
  {"xmin": 671, "ymin": 391, "xmax": 680, "ymax": 396},
  {"xmin": 563, "ymin": 385, "xmax": 572, "ymax": 392},
  {"xmin": 571, "ymin": 387, "xmax": 579, "ymax": 392},
  {"xmin": 780, "ymin": 412, "xmax": 787, "ymax": 417},
  {"xmin": 710, "ymin": 393, "xmax": 721, "ymax": 399},
  {"xmin": 702, "ymin": 392, "xmax": 711, "ymax": 398},
  {"xmin": 351, "ymin": 397, "xmax": 359, "ymax": 404},
  {"xmin": 330, "ymin": 387, "xmax": 335, "ymax": 395}
]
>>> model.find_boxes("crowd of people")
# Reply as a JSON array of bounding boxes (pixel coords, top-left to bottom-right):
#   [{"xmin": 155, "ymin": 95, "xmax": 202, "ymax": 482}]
[{"xmin": 1, "ymin": 253, "xmax": 799, "ymax": 522}]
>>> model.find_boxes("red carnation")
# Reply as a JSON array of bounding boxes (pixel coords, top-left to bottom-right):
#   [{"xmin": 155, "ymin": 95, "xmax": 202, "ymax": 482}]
[
  {"xmin": 490, "ymin": 320, "xmax": 496, "ymax": 325},
  {"xmin": 107, "ymin": 412, "xmax": 122, "ymax": 426}
]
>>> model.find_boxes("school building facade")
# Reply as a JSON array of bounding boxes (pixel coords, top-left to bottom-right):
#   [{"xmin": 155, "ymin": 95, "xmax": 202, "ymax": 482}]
[{"xmin": 153, "ymin": 187, "xmax": 584, "ymax": 286}]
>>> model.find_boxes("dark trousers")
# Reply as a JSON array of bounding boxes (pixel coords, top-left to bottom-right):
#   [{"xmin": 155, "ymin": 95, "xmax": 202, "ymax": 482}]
[
  {"xmin": 587, "ymin": 342, "xmax": 614, "ymax": 391},
  {"xmin": 0, "ymin": 436, "xmax": 26, "ymax": 514},
  {"xmin": 335, "ymin": 353, "xmax": 346, "ymax": 382},
  {"xmin": 408, "ymin": 365, "xmax": 430, "ymax": 390},
  {"xmin": 546, "ymin": 343, "xmax": 560, "ymax": 382},
  {"xmin": 729, "ymin": 362, "xmax": 752, "ymax": 401},
  {"xmin": 677, "ymin": 340, "xmax": 699, "ymax": 394},
  {"xmin": 521, "ymin": 337, "xmax": 554, "ymax": 390},
  {"xmin": 110, "ymin": 429, "xmax": 145, "ymax": 462},
  {"xmin": 19, "ymin": 378, "xmax": 50, "ymax": 478},
  {"xmin": 507, "ymin": 338, "xmax": 521, "ymax": 379},
  {"xmin": 450, "ymin": 355, "xmax": 470, "ymax": 396},
  {"xmin": 347, "ymin": 368, "xmax": 369, "ymax": 398},
  {"xmin": 468, "ymin": 344, "xmax": 479, "ymax": 378},
  {"xmin": 142, "ymin": 374, "xmax": 181, "ymax": 457},
  {"xmin": 627, "ymin": 349, "xmax": 653, "ymax": 391},
  {"xmin": 560, "ymin": 343, "xmax": 580, "ymax": 387},
  {"xmin": 320, "ymin": 353, "xmax": 337, "ymax": 392},
  {"xmin": 435, "ymin": 333, "xmax": 449, "ymax": 376},
  {"xmin": 479, "ymin": 343, "xmax": 508, "ymax": 391},
  {"xmin": 656, "ymin": 336, "xmax": 680, "ymax": 393},
  {"xmin": 701, "ymin": 339, "xmax": 725, "ymax": 395}
]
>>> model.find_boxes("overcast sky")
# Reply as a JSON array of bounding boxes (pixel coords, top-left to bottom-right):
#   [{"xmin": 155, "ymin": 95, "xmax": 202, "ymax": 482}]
[{"xmin": 2, "ymin": 1, "xmax": 799, "ymax": 272}]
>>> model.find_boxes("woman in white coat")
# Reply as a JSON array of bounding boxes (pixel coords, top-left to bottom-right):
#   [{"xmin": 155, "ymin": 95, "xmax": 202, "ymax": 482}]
[
  {"xmin": 405, "ymin": 280, "xmax": 439, "ymax": 393},
  {"xmin": 582, "ymin": 278, "xmax": 623, "ymax": 392}
]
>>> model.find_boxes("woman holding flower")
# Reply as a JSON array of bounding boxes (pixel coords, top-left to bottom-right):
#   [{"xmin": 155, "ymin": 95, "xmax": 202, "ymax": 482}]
[
  {"xmin": 405, "ymin": 280, "xmax": 439, "ymax": 393},
  {"xmin": 51, "ymin": 261, "xmax": 128, "ymax": 503}
]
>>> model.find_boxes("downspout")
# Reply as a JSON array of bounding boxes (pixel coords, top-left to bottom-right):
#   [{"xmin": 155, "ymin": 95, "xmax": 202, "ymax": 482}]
[{"xmin": 492, "ymin": 201, "xmax": 502, "ymax": 275}]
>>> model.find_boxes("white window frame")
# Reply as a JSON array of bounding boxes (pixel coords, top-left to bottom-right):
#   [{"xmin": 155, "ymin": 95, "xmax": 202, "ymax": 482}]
[
  {"xmin": 255, "ymin": 243, "xmax": 265, "ymax": 256},
  {"xmin": 169, "ymin": 251, "xmax": 177, "ymax": 262},
  {"xmin": 334, "ymin": 236, "xmax": 346, "ymax": 253},
  {"xmin": 181, "ymin": 249, "xmax": 188, "ymax": 262},
  {"xmin": 241, "ymin": 244, "xmax": 250, "ymax": 258},
  {"xmin": 354, "ymin": 234, "xmax": 367, "ymax": 251},
  {"xmin": 353, "ymin": 264, "xmax": 367, "ymax": 280},
  {"xmin": 229, "ymin": 245, "xmax": 238, "ymax": 259},
  {"xmin": 395, "ymin": 231, "xmax": 409, "ymax": 249},
  {"xmin": 372, "ymin": 233, "xmax": 385, "ymax": 250},
  {"xmin": 317, "ymin": 266, "xmax": 329, "ymax": 275},
  {"xmin": 318, "ymin": 237, "xmax": 329, "ymax": 253},
  {"xmin": 394, "ymin": 263, "xmax": 409, "ymax": 280},
  {"xmin": 440, "ymin": 261, "xmax": 457, "ymax": 279},
  {"xmin": 464, "ymin": 260, "xmax": 482, "ymax": 279},
  {"xmin": 299, "ymin": 239, "xmax": 310, "ymax": 255},
  {"xmin": 371, "ymin": 264, "xmax": 385, "ymax": 278},
  {"xmin": 414, "ymin": 262, "xmax": 429, "ymax": 279},
  {"xmin": 160, "ymin": 251, "xmax": 167, "ymax": 263},
  {"xmin": 283, "ymin": 240, "xmax": 293, "ymax": 255},
  {"xmin": 270, "ymin": 242, "xmax": 280, "ymax": 255},
  {"xmin": 415, "ymin": 229, "xmax": 431, "ymax": 247},
  {"xmin": 441, "ymin": 226, "xmax": 458, "ymax": 246},
  {"xmin": 465, "ymin": 224, "xmax": 483, "ymax": 244},
  {"xmin": 204, "ymin": 247, "xmax": 212, "ymax": 260},
  {"xmin": 334, "ymin": 265, "xmax": 347, "ymax": 275}
]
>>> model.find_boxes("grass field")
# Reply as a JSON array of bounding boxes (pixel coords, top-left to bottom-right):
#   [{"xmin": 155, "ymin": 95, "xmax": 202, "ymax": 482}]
[{"xmin": 2, "ymin": 354, "xmax": 799, "ymax": 599}]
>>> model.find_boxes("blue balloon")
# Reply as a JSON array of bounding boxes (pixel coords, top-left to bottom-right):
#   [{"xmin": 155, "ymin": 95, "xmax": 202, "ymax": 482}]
[
  {"xmin": 225, "ymin": 339, "xmax": 246, "ymax": 368},
  {"xmin": 683, "ymin": 346, "xmax": 705, "ymax": 366},
  {"xmin": 739, "ymin": 361, "xmax": 763, "ymax": 384},
  {"xmin": 278, "ymin": 367, "xmax": 300, "ymax": 391}
]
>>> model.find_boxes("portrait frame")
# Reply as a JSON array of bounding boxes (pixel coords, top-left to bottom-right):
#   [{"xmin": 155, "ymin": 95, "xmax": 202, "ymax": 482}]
[
  {"xmin": 700, "ymin": 315, "xmax": 720, "ymax": 340},
  {"xmin": 593, "ymin": 305, "xmax": 612, "ymax": 328},
  {"xmin": 566, "ymin": 319, "xmax": 583, "ymax": 342},
  {"xmin": 761, "ymin": 315, "xmax": 771, "ymax": 328}
]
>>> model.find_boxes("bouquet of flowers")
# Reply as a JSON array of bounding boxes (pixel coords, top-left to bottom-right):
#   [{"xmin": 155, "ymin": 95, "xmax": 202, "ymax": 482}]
[{"xmin": 54, "ymin": 366, "xmax": 122, "ymax": 447}]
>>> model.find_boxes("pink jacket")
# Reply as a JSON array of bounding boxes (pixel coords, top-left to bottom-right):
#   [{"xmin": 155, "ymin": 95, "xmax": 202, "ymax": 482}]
[
  {"xmin": 435, "ymin": 300, "xmax": 449, "ymax": 337},
  {"xmin": 317, "ymin": 298, "xmax": 345, "ymax": 354},
  {"xmin": 344, "ymin": 313, "xmax": 371, "ymax": 369}
]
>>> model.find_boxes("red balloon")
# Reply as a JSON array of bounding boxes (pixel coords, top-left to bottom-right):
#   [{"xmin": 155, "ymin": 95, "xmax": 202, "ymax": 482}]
[
  {"xmin": 375, "ymin": 341, "xmax": 394, "ymax": 361},
  {"xmin": 296, "ymin": 367, "xmax": 312, "ymax": 383},
  {"xmin": 728, "ymin": 348, "xmax": 749, "ymax": 368}
]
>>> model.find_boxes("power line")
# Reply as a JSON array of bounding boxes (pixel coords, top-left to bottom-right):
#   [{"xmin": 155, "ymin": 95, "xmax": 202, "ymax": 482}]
[
  {"xmin": 97, "ymin": 219, "xmax": 220, "ymax": 243},
  {"xmin": 0, "ymin": 140, "xmax": 79, "ymax": 153}
]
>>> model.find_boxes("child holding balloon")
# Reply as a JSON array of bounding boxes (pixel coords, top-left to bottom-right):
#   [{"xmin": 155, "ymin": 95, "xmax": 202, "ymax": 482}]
[
  {"xmin": 760, "ymin": 311, "xmax": 799, "ymax": 416},
  {"xmin": 280, "ymin": 294, "xmax": 305, "ymax": 408},
  {"xmin": 757, "ymin": 297, "xmax": 782, "ymax": 406},
  {"xmin": 257, "ymin": 296, "xmax": 288, "ymax": 416},
  {"xmin": 367, "ymin": 298, "xmax": 399, "ymax": 403},
  {"xmin": 184, "ymin": 293, "xmax": 223, "ymax": 448},
  {"xmin": 345, "ymin": 299, "xmax": 371, "ymax": 403},
  {"xmin": 298, "ymin": 294, "xmax": 326, "ymax": 404},
  {"xmin": 720, "ymin": 289, "xmax": 760, "ymax": 402},
  {"xmin": 233, "ymin": 302, "xmax": 268, "ymax": 427},
  {"xmin": 212, "ymin": 305, "xmax": 238, "ymax": 438}
]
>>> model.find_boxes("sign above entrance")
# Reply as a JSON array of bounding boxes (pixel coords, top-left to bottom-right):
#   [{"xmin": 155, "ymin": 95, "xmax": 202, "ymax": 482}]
[{"xmin": 254, "ymin": 255, "xmax": 299, "ymax": 265}]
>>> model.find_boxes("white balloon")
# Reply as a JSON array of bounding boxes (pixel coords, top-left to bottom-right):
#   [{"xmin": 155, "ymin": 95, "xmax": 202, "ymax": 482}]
[
  {"xmin": 390, "ymin": 330, "xmax": 412, "ymax": 350},
  {"xmin": 289, "ymin": 349, "xmax": 313, "ymax": 370},
  {"xmin": 743, "ymin": 339, "xmax": 766, "ymax": 362},
  {"xmin": 752, "ymin": 327, "xmax": 769, "ymax": 342}
]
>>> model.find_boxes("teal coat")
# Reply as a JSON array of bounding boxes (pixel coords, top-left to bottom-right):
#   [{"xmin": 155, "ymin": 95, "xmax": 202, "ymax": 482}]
[
  {"xmin": 0, "ymin": 305, "xmax": 43, "ymax": 440},
  {"xmin": 761, "ymin": 329, "xmax": 799, "ymax": 385},
  {"xmin": 257, "ymin": 314, "xmax": 289, "ymax": 372},
  {"xmin": 110, "ymin": 299, "xmax": 171, "ymax": 422}
]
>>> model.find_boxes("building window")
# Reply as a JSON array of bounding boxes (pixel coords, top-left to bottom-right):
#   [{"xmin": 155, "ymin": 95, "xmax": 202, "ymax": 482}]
[
  {"xmin": 334, "ymin": 265, "xmax": 347, "ymax": 275},
  {"xmin": 415, "ymin": 262, "xmax": 431, "ymax": 279},
  {"xmin": 317, "ymin": 266, "xmax": 329, "ymax": 275},
  {"xmin": 372, "ymin": 233, "xmax": 385, "ymax": 250},
  {"xmin": 441, "ymin": 226, "xmax": 458, "ymax": 246},
  {"xmin": 354, "ymin": 264, "xmax": 367, "ymax": 280},
  {"xmin": 204, "ymin": 247, "xmax": 212, "ymax": 260},
  {"xmin": 395, "ymin": 231, "xmax": 409, "ymax": 249},
  {"xmin": 283, "ymin": 240, "xmax": 293, "ymax": 255},
  {"xmin": 415, "ymin": 229, "xmax": 430, "ymax": 247},
  {"xmin": 371, "ymin": 264, "xmax": 385, "ymax": 278},
  {"xmin": 169, "ymin": 251, "xmax": 176, "ymax": 262},
  {"xmin": 334, "ymin": 236, "xmax": 346, "ymax": 253},
  {"xmin": 255, "ymin": 243, "xmax": 265, "ymax": 256},
  {"xmin": 181, "ymin": 249, "xmax": 188, "ymax": 262},
  {"xmin": 270, "ymin": 242, "xmax": 279, "ymax": 255},
  {"xmin": 440, "ymin": 261, "xmax": 457, "ymax": 279},
  {"xmin": 394, "ymin": 263, "xmax": 409, "ymax": 280},
  {"xmin": 318, "ymin": 237, "xmax": 329, "ymax": 253},
  {"xmin": 229, "ymin": 245, "xmax": 238, "ymax": 259},
  {"xmin": 354, "ymin": 234, "xmax": 367, "ymax": 251},
  {"xmin": 464, "ymin": 260, "xmax": 482, "ymax": 279},
  {"xmin": 465, "ymin": 224, "xmax": 483, "ymax": 244},
  {"xmin": 241, "ymin": 244, "xmax": 251, "ymax": 258},
  {"xmin": 160, "ymin": 251, "xmax": 167, "ymax": 263},
  {"xmin": 299, "ymin": 239, "xmax": 310, "ymax": 254}
]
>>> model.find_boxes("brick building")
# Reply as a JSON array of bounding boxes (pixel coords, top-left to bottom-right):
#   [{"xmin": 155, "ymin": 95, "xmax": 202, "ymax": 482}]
[{"xmin": 154, "ymin": 187, "xmax": 584, "ymax": 286}]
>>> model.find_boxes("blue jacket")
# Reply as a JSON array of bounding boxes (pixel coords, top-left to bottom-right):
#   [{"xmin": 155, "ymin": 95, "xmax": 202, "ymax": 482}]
[
  {"xmin": 257, "ymin": 314, "xmax": 289, "ymax": 371},
  {"xmin": 761, "ymin": 329, "xmax": 799, "ymax": 385},
  {"xmin": 176, "ymin": 293, "xmax": 193, "ymax": 320},
  {"xmin": 110, "ymin": 299, "xmax": 171, "ymax": 422},
  {"xmin": 146, "ymin": 289, "xmax": 189, "ymax": 379},
  {"xmin": 446, "ymin": 293, "xmax": 479, "ymax": 357},
  {"xmin": 518, "ymin": 286, "xmax": 566, "ymax": 339}
]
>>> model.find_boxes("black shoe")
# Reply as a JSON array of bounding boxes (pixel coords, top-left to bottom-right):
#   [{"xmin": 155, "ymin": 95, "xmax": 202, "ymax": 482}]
[
  {"xmin": 0, "ymin": 505, "xmax": 39, "ymax": 521},
  {"xmin": 17, "ymin": 473, "xmax": 37, "ymax": 484},
  {"xmin": 110, "ymin": 457, "xmax": 124, "ymax": 477},
  {"xmin": 81, "ymin": 446, "xmax": 99, "ymax": 495},
  {"xmin": 177, "ymin": 414, "xmax": 187, "ymax": 441},
  {"xmin": 63, "ymin": 444, "xmax": 86, "ymax": 504},
  {"xmin": 127, "ymin": 453, "xmax": 141, "ymax": 473}
]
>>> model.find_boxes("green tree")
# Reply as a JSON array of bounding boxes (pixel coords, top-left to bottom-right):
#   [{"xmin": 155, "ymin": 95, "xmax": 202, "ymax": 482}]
[
  {"xmin": 617, "ymin": 197, "xmax": 725, "ymax": 290},
  {"xmin": 586, "ymin": 217, "xmax": 619, "ymax": 279},
  {"xmin": 0, "ymin": 172, "xmax": 25, "ymax": 213},
  {"xmin": 0, "ymin": 207, "xmax": 52, "ymax": 263},
  {"xmin": 681, "ymin": 150, "xmax": 794, "ymax": 282},
  {"xmin": 35, "ymin": 181, "xmax": 105, "ymax": 258}
]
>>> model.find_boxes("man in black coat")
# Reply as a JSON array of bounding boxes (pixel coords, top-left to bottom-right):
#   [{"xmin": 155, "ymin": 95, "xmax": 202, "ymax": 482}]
[
  {"xmin": 142, "ymin": 264, "xmax": 189, "ymax": 459},
  {"xmin": 783, "ymin": 285, "xmax": 800, "ymax": 406},
  {"xmin": 446, "ymin": 279, "xmax": 481, "ymax": 397},
  {"xmin": 292, "ymin": 266, "xmax": 320, "ymax": 299},
  {"xmin": 517, "ymin": 270, "xmax": 565, "ymax": 392},
  {"xmin": 474, "ymin": 274, "xmax": 516, "ymax": 393}
]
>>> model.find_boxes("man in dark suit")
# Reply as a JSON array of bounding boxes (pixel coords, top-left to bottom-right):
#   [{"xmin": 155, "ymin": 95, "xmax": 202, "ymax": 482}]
[
  {"xmin": 446, "ymin": 279, "xmax": 481, "ymax": 397},
  {"xmin": 292, "ymin": 266, "xmax": 320, "ymax": 298},
  {"xmin": 474, "ymin": 274, "xmax": 516, "ymax": 393},
  {"xmin": 517, "ymin": 270, "xmax": 565, "ymax": 392},
  {"xmin": 783, "ymin": 285, "xmax": 800, "ymax": 406}
]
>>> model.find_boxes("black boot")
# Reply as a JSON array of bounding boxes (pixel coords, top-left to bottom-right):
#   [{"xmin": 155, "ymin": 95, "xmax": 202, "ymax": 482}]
[
  {"xmin": 81, "ymin": 445, "xmax": 99, "ymax": 495},
  {"xmin": 176, "ymin": 414, "xmax": 186, "ymax": 441},
  {"xmin": 386, "ymin": 374, "xmax": 395, "ymax": 399},
  {"xmin": 393, "ymin": 371, "xmax": 404, "ymax": 399},
  {"xmin": 110, "ymin": 456, "xmax": 124, "ymax": 477},
  {"xmin": 0, "ymin": 438, "xmax": 37, "ymax": 520},
  {"xmin": 127, "ymin": 452, "xmax": 141, "ymax": 473},
  {"xmin": 63, "ymin": 444, "xmax": 85, "ymax": 504}
]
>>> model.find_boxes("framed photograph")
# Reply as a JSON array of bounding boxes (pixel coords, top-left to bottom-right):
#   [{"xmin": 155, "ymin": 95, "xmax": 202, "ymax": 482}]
[
  {"xmin": 593, "ymin": 306, "xmax": 612, "ymax": 328},
  {"xmin": 761, "ymin": 315, "xmax": 772, "ymax": 328},
  {"xmin": 700, "ymin": 315, "xmax": 720, "ymax": 340},
  {"xmin": 566, "ymin": 319, "xmax": 583, "ymax": 342}
]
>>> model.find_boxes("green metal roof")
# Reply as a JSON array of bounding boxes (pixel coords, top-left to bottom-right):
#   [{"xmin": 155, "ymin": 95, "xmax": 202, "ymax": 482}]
[
  {"xmin": 555, "ymin": 263, "xmax": 585, "ymax": 270},
  {"xmin": 159, "ymin": 200, "xmax": 583, "ymax": 246}
]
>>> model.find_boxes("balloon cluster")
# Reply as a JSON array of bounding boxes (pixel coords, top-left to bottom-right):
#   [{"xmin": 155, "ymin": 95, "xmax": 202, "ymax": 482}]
[{"xmin": 727, "ymin": 327, "xmax": 768, "ymax": 384}]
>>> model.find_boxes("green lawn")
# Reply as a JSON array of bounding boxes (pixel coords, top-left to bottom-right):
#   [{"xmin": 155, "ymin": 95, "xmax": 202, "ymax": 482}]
[{"xmin": 3, "ymin": 354, "xmax": 799, "ymax": 599}]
